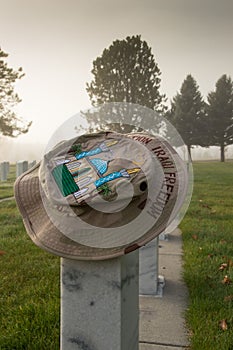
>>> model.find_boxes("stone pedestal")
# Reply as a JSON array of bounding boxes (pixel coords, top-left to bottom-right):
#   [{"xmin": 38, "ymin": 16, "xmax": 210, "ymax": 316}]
[{"xmin": 61, "ymin": 250, "xmax": 139, "ymax": 350}]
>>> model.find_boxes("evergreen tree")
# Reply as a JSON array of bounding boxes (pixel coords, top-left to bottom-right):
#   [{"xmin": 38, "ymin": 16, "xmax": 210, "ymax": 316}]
[
  {"xmin": 166, "ymin": 74, "xmax": 207, "ymax": 159},
  {"xmin": 0, "ymin": 47, "xmax": 31, "ymax": 137},
  {"xmin": 85, "ymin": 35, "xmax": 166, "ymax": 132},
  {"xmin": 206, "ymin": 74, "xmax": 233, "ymax": 162}
]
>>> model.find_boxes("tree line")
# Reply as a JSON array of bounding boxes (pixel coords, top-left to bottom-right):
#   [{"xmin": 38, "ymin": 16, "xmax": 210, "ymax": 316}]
[
  {"xmin": 1, "ymin": 36, "xmax": 233, "ymax": 161},
  {"xmin": 86, "ymin": 35, "xmax": 233, "ymax": 162},
  {"xmin": 165, "ymin": 74, "xmax": 233, "ymax": 161}
]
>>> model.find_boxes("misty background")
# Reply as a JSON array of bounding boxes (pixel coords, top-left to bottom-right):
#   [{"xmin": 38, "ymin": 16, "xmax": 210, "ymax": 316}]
[{"xmin": 1, "ymin": 0, "xmax": 233, "ymax": 162}]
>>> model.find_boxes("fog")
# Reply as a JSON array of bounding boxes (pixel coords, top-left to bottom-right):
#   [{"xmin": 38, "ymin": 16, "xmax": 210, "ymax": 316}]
[
  {"xmin": 0, "ymin": 138, "xmax": 232, "ymax": 163},
  {"xmin": 0, "ymin": 138, "xmax": 45, "ymax": 163},
  {"xmin": 1, "ymin": 0, "xmax": 233, "ymax": 148},
  {"xmin": 191, "ymin": 145, "xmax": 233, "ymax": 161}
]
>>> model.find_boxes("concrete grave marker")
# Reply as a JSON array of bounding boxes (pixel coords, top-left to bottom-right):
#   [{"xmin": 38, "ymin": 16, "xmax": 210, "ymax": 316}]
[
  {"xmin": 61, "ymin": 251, "xmax": 139, "ymax": 350},
  {"xmin": 29, "ymin": 160, "xmax": 36, "ymax": 169},
  {"xmin": 0, "ymin": 161, "xmax": 9, "ymax": 181},
  {"xmin": 140, "ymin": 237, "xmax": 161, "ymax": 296},
  {"xmin": 16, "ymin": 160, "xmax": 28, "ymax": 177}
]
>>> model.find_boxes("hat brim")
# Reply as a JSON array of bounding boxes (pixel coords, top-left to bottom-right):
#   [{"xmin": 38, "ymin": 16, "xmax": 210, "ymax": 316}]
[
  {"xmin": 14, "ymin": 163, "xmax": 179, "ymax": 260},
  {"xmin": 14, "ymin": 163, "xmax": 135, "ymax": 260}
]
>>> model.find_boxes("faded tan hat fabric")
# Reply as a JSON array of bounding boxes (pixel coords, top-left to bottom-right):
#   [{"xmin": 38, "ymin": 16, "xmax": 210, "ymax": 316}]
[{"xmin": 14, "ymin": 131, "xmax": 187, "ymax": 260}]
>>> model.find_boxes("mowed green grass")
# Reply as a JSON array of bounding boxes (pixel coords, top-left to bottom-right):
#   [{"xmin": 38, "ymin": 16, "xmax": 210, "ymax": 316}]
[
  {"xmin": 0, "ymin": 200, "xmax": 60, "ymax": 349},
  {"xmin": 181, "ymin": 161, "xmax": 233, "ymax": 349},
  {"xmin": 0, "ymin": 162, "xmax": 232, "ymax": 349},
  {"xmin": 0, "ymin": 164, "xmax": 16, "ymax": 199}
]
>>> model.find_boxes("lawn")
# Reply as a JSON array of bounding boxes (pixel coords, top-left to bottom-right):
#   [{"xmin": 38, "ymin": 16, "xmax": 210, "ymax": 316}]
[
  {"xmin": 0, "ymin": 198, "xmax": 60, "ymax": 349},
  {"xmin": 181, "ymin": 161, "xmax": 233, "ymax": 350},
  {"xmin": 0, "ymin": 164, "xmax": 16, "ymax": 199},
  {"xmin": 0, "ymin": 162, "xmax": 232, "ymax": 349}
]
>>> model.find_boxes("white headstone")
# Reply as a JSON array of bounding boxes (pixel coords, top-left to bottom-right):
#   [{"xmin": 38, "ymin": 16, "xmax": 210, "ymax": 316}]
[
  {"xmin": 0, "ymin": 161, "xmax": 9, "ymax": 181},
  {"xmin": 16, "ymin": 161, "xmax": 28, "ymax": 177},
  {"xmin": 139, "ymin": 237, "xmax": 159, "ymax": 295},
  {"xmin": 29, "ymin": 160, "xmax": 36, "ymax": 169}
]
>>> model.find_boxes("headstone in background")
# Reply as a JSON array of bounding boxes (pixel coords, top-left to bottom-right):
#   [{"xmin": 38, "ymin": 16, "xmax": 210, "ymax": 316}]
[
  {"xmin": 6, "ymin": 161, "xmax": 9, "ymax": 175},
  {"xmin": 16, "ymin": 160, "xmax": 28, "ymax": 177},
  {"xmin": 159, "ymin": 231, "xmax": 169, "ymax": 241},
  {"xmin": 29, "ymin": 160, "xmax": 36, "ymax": 169},
  {"xmin": 0, "ymin": 161, "xmax": 9, "ymax": 181},
  {"xmin": 139, "ymin": 237, "xmax": 165, "ymax": 296}
]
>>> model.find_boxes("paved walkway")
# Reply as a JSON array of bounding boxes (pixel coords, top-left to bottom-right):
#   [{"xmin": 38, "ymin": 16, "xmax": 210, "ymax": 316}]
[{"xmin": 139, "ymin": 228, "xmax": 190, "ymax": 349}]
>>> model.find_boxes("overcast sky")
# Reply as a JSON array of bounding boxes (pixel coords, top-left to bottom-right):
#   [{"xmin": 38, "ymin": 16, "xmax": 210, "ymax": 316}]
[{"xmin": 1, "ymin": 0, "xmax": 233, "ymax": 146}]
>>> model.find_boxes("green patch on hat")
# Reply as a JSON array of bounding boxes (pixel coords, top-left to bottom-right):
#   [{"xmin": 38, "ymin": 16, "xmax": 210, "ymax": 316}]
[{"xmin": 52, "ymin": 165, "xmax": 79, "ymax": 196}]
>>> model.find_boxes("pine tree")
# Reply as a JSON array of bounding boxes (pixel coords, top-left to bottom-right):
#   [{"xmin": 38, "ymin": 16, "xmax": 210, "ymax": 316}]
[
  {"xmin": 0, "ymin": 47, "xmax": 31, "ymax": 137},
  {"xmin": 166, "ymin": 74, "xmax": 207, "ymax": 159},
  {"xmin": 85, "ymin": 35, "xmax": 166, "ymax": 132},
  {"xmin": 206, "ymin": 74, "xmax": 233, "ymax": 162},
  {"xmin": 87, "ymin": 35, "xmax": 166, "ymax": 111}
]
